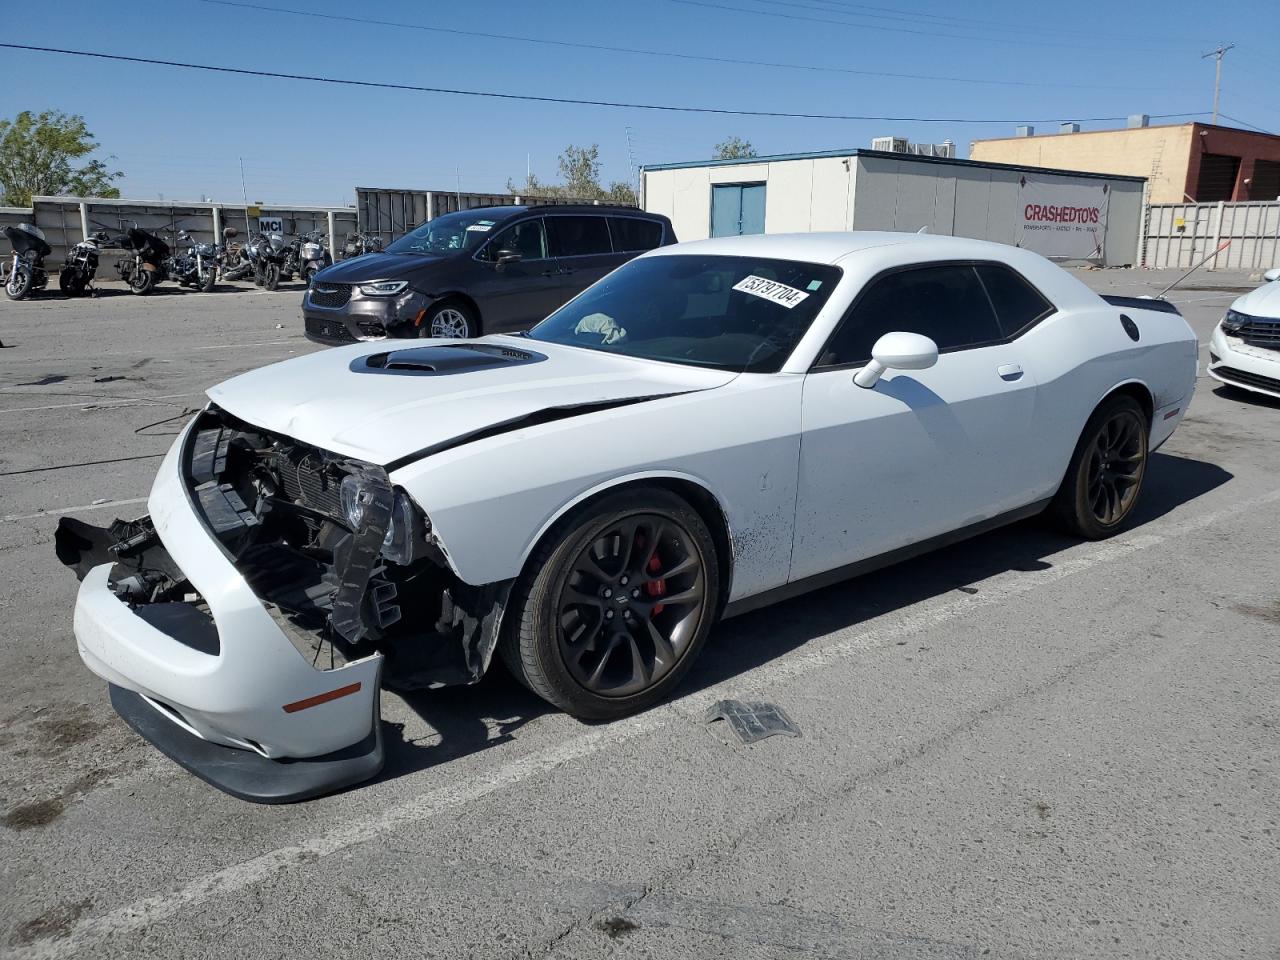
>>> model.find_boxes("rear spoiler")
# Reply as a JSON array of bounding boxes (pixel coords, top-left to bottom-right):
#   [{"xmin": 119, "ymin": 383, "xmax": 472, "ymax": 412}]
[{"xmin": 1100, "ymin": 294, "xmax": 1182, "ymax": 316}]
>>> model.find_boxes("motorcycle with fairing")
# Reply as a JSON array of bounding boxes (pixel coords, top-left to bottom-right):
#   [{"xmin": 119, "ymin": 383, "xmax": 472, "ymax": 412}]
[
  {"xmin": 115, "ymin": 226, "xmax": 171, "ymax": 295},
  {"xmin": 2, "ymin": 223, "xmax": 52, "ymax": 300},
  {"xmin": 59, "ymin": 229, "xmax": 111, "ymax": 297}
]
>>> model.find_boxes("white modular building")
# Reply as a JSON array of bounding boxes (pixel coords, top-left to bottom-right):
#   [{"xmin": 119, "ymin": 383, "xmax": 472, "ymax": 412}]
[{"xmin": 641, "ymin": 148, "xmax": 1146, "ymax": 266}]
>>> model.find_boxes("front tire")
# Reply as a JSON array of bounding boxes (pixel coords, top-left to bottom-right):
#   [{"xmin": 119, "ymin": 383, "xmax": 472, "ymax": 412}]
[
  {"xmin": 59, "ymin": 268, "xmax": 87, "ymax": 297},
  {"xmin": 6, "ymin": 265, "xmax": 34, "ymax": 300},
  {"xmin": 129, "ymin": 268, "xmax": 155, "ymax": 295},
  {"xmin": 500, "ymin": 488, "xmax": 719, "ymax": 720},
  {"xmin": 262, "ymin": 262, "xmax": 280, "ymax": 291},
  {"xmin": 418, "ymin": 300, "xmax": 476, "ymax": 339},
  {"xmin": 199, "ymin": 267, "xmax": 217, "ymax": 292},
  {"xmin": 1050, "ymin": 394, "xmax": 1149, "ymax": 539}
]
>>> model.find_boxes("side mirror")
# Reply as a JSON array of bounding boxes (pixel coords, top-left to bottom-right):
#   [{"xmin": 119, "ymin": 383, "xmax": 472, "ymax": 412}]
[
  {"xmin": 853, "ymin": 332, "xmax": 939, "ymax": 388},
  {"xmin": 1264, "ymin": 268, "xmax": 1280, "ymax": 283},
  {"xmin": 494, "ymin": 249, "xmax": 521, "ymax": 270}
]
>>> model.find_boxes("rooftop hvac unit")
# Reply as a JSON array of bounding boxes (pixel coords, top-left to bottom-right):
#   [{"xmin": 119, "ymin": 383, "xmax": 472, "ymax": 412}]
[
  {"xmin": 871, "ymin": 137, "xmax": 908, "ymax": 153},
  {"xmin": 1015, "ymin": 125, "xmax": 1035, "ymax": 138},
  {"xmin": 1060, "ymin": 122, "xmax": 1081, "ymax": 134}
]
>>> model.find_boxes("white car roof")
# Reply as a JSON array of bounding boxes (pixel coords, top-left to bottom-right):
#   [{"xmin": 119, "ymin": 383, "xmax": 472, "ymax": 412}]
[
  {"xmin": 645, "ymin": 231, "xmax": 1026, "ymax": 266},
  {"xmin": 644, "ymin": 231, "xmax": 1102, "ymax": 310}
]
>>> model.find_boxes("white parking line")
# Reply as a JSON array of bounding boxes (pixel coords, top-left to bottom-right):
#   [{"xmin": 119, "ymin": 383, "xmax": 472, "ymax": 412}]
[
  {"xmin": 13, "ymin": 486, "xmax": 1280, "ymax": 960},
  {"xmin": 0, "ymin": 497, "xmax": 149, "ymax": 524},
  {"xmin": 0, "ymin": 392, "xmax": 201, "ymax": 416}
]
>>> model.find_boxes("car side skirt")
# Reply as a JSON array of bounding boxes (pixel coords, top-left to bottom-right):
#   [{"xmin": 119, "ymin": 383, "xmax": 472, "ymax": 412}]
[{"xmin": 722, "ymin": 498, "xmax": 1052, "ymax": 619}]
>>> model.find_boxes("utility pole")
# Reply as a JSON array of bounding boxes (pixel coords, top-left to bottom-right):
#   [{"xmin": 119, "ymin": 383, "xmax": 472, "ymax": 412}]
[{"xmin": 1201, "ymin": 43, "xmax": 1234, "ymax": 125}]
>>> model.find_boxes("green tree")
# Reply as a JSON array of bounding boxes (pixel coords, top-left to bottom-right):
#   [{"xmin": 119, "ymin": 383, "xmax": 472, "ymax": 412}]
[
  {"xmin": 508, "ymin": 143, "xmax": 637, "ymax": 205},
  {"xmin": 713, "ymin": 136, "xmax": 758, "ymax": 160},
  {"xmin": 0, "ymin": 110, "xmax": 122, "ymax": 207}
]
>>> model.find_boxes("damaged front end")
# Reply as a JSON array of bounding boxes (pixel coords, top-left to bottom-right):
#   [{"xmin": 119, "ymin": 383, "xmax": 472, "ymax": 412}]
[{"xmin": 55, "ymin": 405, "xmax": 512, "ymax": 802}]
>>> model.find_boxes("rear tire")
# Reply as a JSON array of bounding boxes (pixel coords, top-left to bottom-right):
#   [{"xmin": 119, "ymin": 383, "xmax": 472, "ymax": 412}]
[
  {"xmin": 499, "ymin": 488, "xmax": 719, "ymax": 720},
  {"xmin": 1050, "ymin": 394, "xmax": 1149, "ymax": 540}
]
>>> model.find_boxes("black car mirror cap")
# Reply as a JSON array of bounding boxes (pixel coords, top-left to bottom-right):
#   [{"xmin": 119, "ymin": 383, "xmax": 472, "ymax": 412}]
[{"xmin": 495, "ymin": 249, "xmax": 521, "ymax": 269}]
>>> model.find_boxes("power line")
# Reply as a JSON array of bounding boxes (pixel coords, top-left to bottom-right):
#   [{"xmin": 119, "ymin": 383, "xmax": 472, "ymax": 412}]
[
  {"xmin": 0, "ymin": 43, "xmax": 1208, "ymax": 126},
  {"xmin": 730, "ymin": 0, "xmax": 1193, "ymax": 43},
  {"xmin": 668, "ymin": 0, "xmax": 1194, "ymax": 50},
  {"xmin": 1216, "ymin": 112, "xmax": 1274, "ymax": 136},
  {"xmin": 197, "ymin": 0, "xmax": 1172, "ymax": 92}
]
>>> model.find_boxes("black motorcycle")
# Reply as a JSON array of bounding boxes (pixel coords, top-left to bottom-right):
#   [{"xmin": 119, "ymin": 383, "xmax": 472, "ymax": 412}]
[
  {"xmin": 58, "ymin": 230, "xmax": 111, "ymax": 297},
  {"xmin": 252, "ymin": 232, "xmax": 289, "ymax": 290},
  {"xmin": 167, "ymin": 230, "xmax": 218, "ymax": 292},
  {"xmin": 115, "ymin": 227, "xmax": 171, "ymax": 295},
  {"xmin": 3, "ymin": 223, "xmax": 51, "ymax": 300}
]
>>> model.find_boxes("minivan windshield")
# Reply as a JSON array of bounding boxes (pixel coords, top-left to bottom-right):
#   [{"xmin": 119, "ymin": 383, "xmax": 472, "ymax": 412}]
[
  {"xmin": 527, "ymin": 254, "xmax": 841, "ymax": 373},
  {"xmin": 385, "ymin": 210, "xmax": 506, "ymax": 255}
]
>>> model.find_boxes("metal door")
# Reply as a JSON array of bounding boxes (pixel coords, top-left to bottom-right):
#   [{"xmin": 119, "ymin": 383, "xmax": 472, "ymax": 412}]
[{"xmin": 711, "ymin": 183, "xmax": 767, "ymax": 237}]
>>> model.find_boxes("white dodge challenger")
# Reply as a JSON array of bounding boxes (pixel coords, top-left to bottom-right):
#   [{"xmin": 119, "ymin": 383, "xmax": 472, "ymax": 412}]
[{"xmin": 56, "ymin": 232, "xmax": 1197, "ymax": 802}]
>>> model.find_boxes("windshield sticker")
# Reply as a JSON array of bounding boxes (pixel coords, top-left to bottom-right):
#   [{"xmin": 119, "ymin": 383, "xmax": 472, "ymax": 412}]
[
  {"xmin": 733, "ymin": 275, "xmax": 810, "ymax": 309},
  {"xmin": 806, "ymin": 279, "xmax": 823, "ymax": 291},
  {"xmin": 465, "ymin": 222, "xmax": 493, "ymax": 232}
]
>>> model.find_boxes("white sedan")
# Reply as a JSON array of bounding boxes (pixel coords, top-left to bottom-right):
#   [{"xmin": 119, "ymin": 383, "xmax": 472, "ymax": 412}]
[
  {"xmin": 56, "ymin": 232, "xmax": 1198, "ymax": 801},
  {"xmin": 1209, "ymin": 267, "xmax": 1280, "ymax": 400}
]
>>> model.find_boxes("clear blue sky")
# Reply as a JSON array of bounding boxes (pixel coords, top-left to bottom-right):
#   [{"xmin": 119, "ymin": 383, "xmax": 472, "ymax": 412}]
[{"xmin": 5, "ymin": 0, "xmax": 1276, "ymax": 206}]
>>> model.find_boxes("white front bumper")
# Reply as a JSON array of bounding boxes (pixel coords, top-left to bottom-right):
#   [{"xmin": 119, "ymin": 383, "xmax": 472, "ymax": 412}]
[
  {"xmin": 1208, "ymin": 325, "xmax": 1280, "ymax": 400},
  {"xmin": 73, "ymin": 419, "xmax": 383, "ymax": 760}
]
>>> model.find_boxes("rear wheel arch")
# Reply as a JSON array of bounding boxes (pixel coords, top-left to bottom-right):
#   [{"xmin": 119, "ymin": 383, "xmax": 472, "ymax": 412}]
[{"xmin": 1101, "ymin": 380, "xmax": 1154, "ymax": 428}]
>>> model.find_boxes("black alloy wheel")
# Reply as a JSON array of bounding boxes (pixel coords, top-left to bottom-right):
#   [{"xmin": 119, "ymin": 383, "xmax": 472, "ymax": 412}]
[
  {"xmin": 501, "ymin": 488, "xmax": 719, "ymax": 720},
  {"xmin": 1050, "ymin": 394, "xmax": 1149, "ymax": 539},
  {"xmin": 556, "ymin": 513, "xmax": 707, "ymax": 698}
]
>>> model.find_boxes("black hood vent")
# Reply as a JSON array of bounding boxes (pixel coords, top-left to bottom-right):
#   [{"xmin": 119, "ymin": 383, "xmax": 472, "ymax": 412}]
[{"xmin": 351, "ymin": 343, "xmax": 547, "ymax": 377}]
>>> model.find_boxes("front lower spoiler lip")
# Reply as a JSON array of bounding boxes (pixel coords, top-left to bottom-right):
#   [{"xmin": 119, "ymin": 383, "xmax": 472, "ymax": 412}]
[{"xmin": 108, "ymin": 680, "xmax": 383, "ymax": 804}]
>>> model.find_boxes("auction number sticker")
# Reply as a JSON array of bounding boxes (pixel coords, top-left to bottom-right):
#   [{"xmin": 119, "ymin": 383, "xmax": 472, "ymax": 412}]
[{"xmin": 732, "ymin": 275, "xmax": 810, "ymax": 309}]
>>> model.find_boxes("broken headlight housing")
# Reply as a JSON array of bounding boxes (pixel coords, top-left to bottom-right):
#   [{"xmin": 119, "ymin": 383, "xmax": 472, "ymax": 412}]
[
  {"xmin": 1221, "ymin": 309, "xmax": 1247, "ymax": 334},
  {"xmin": 340, "ymin": 474, "xmax": 423, "ymax": 565}
]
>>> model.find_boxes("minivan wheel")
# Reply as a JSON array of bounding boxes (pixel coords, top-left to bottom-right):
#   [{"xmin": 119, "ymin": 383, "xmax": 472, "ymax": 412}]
[
  {"xmin": 420, "ymin": 301, "xmax": 475, "ymax": 339},
  {"xmin": 500, "ymin": 488, "xmax": 719, "ymax": 720}
]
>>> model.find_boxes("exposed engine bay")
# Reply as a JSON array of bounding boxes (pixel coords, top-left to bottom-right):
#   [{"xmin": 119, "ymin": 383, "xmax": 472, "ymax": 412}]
[{"xmin": 56, "ymin": 405, "xmax": 511, "ymax": 689}]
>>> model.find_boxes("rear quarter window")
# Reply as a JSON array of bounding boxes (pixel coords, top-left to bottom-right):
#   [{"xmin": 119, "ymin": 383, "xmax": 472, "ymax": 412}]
[
  {"xmin": 608, "ymin": 217, "xmax": 664, "ymax": 252},
  {"xmin": 975, "ymin": 263, "xmax": 1055, "ymax": 337}
]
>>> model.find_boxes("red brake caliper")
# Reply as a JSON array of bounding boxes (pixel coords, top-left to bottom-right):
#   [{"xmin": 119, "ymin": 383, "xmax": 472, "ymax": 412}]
[{"xmin": 646, "ymin": 552, "xmax": 666, "ymax": 615}]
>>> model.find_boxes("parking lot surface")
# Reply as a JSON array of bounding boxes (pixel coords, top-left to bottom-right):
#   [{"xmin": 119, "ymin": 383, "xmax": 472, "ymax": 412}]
[{"xmin": 1, "ymin": 272, "xmax": 1277, "ymax": 960}]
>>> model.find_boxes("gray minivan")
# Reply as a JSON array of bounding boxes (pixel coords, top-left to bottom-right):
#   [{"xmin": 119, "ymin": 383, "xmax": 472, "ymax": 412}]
[{"xmin": 302, "ymin": 205, "xmax": 675, "ymax": 344}]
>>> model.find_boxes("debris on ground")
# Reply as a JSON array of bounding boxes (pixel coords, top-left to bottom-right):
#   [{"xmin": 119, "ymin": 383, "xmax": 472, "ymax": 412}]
[{"xmin": 705, "ymin": 699, "xmax": 801, "ymax": 744}]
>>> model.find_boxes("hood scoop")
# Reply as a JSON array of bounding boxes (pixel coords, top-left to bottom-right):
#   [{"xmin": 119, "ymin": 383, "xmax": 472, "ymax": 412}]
[{"xmin": 353, "ymin": 342, "xmax": 547, "ymax": 377}]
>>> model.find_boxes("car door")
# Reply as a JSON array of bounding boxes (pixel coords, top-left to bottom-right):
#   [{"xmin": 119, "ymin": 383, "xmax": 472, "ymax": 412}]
[
  {"xmin": 790, "ymin": 261, "xmax": 1047, "ymax": 583},
  {"xmin": 471, "ymin": 217, "xmax": 565, "ymax": 333},
  {"xmin": 544, "ymin": 215, "xmax": 617, "ymax": 299}
]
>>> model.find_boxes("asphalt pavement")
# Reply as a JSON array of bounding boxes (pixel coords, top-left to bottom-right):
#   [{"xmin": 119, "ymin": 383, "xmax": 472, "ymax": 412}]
[{"xmin": 0, "ymin": 269, "xmax": 1277, "ymax": 960}]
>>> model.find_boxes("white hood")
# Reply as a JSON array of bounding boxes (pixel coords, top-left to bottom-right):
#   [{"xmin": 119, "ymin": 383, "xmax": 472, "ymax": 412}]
[
  {"xmin": 207, "ymin": 335, "xmax": 737, "ymax": 465},
  {"xmin": 1232, "ymin": 280, "xmax": 1280, "ymax": 320}
]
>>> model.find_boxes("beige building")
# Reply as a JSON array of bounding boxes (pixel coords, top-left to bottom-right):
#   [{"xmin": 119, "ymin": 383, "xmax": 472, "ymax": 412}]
[{"xmin": 972, "ymin": 122, "xmax": 1280, "ymax": 204}]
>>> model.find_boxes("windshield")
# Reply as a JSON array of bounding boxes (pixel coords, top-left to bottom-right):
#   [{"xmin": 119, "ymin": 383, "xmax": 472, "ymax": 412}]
[
  {"xmin": 385, "ymin": 210, "xmax": 505, "ymax": 255},
  {"xmin": 527, "ymin": 254, "xmax": 842, "ymax": 373}
]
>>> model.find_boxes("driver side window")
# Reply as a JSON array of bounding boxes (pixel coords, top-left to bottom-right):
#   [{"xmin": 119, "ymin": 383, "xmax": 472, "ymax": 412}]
[
  {"xmin": 482, "ymin": 218, "xmax": 547, "ymax": 262},
  {"xmin": 817, "ymin": 263, "xmax": 1002, "ymax": 367}
]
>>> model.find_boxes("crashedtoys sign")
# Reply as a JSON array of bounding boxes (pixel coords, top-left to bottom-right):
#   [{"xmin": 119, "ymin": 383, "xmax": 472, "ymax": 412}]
[{"xmin": 1017, "ymin": 175, "xmax": 1110, "ymax": 260}]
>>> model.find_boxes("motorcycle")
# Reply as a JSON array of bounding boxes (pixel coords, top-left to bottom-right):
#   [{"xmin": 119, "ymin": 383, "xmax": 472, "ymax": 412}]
[
  {"xmin": 115, "ymin": 226, "xmax": 171, "ymax": 295},
  {"xmin": 217, "ymin": 227, "xmax": 255, "ymax": 282},
  {"xmin": 58, "ymin": 229, "xmax": 111, "ymax": 297},
  {"xmin": 167, "ymin": 230, "xmax": 218, "ymax": 292},
  {"xmin": 293, "ymin": 230, "xmax": 331, "ymax": 285},
  {"xmin": 341, "ymin": 231, "xmax": 383, "ymax": 259},
  {"xmin": 252, "ymin": 231, "xmax": 289, "ymax": 291},
  {"xmin": 2, "ymin": 223, "xmax": 51, "ymax": 300}
]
